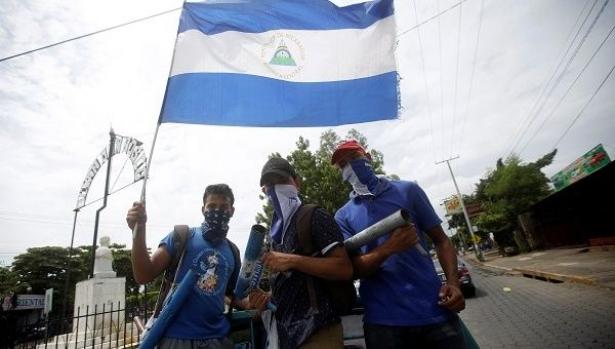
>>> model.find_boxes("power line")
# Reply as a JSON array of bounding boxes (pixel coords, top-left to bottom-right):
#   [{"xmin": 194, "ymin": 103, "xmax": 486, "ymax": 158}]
[
  {"xmin": 449, "ymin": 1, "xmax": 464, "ymax": 157},
  {"xmin": 458, "ymin": 0, "xmax": 485, "ymax": 154},
  {"xmin": 553, "ymin": 62, "xmax": 615, "ymax": 149},
  {"xmin": 397, "ymin": 0, "xmax": 471, "ymax": 38},
  {"xmin": 518, "ymin": 24, "xmax": 615, "ymax": 155},
  {"xmin": 505, "ymin": 0, "xmax": 595, "ymax": 157},
  {"xmin": 0, "ymin": 214, "xmax": 134, "ymax": 229},
  {"xmin": 0, "ymin": 0, "xmax": 470, "ymax": 64},
  {"xmin": 436, "ymin": 0, "xmax": 446, "ymax": 161},
  {"xmin": 508, "ymin": 0, "xmax": 607, "ymax": 157},
  {"xmin": 0, "ymin": 7, "xmax": 181, "ymax": 63},
  {"xmin": 0, "ymin": 209, "xmax": 168, "ymax": 230},
  {"xmin": 411, "ymin": 0, "xmax": 437, "ymax": 160}
]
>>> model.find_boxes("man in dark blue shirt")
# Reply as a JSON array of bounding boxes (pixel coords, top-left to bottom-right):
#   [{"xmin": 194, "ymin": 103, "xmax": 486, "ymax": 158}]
[
  {"xmin": 257, "ymin": 157, "xmax": 353, "ymax": 349},
  {"xmin": 331, "ymin": 140, "xmax": 466, "ymax": 349}
]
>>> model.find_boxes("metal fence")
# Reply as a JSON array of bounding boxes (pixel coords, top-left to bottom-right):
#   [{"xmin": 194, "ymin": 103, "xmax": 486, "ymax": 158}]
[{"xmin": 6, "ymin": 303, "xmax": 151, "ymax": 349}]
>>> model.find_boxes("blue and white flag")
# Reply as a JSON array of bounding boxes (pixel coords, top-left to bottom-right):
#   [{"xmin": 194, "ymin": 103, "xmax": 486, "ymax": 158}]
[{"xmin": 160, "ymin": 0, "xmax": 398, "ymax": 127}]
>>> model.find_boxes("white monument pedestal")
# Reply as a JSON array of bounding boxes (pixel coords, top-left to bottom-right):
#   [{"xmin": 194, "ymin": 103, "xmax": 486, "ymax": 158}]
[
  {"xmin": 73, "ymin": 277, "xmax": 126, "ymax": 331},
  {"xmin": 72, "ymin": 237, "xmax": 126, "ymax": 339},
  {"xmin": 40, "ymin": 237, "xmax": 137, "ymax": 349}
]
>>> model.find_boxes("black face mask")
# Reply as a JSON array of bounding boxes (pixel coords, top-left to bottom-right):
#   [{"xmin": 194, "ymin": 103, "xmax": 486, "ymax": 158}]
[{"xmin": 201, "ymin": 208, "xmax": 230, "ymax": 244}]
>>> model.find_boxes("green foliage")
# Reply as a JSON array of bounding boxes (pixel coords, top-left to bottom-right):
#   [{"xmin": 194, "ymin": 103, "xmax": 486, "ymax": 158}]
[
  {"xmin": 0, "ymin": 266, "xmax": 18, "ymax": 295},
  {"xmin": 256, "ymin": 129, "xmax": 388, "ymax": 226},
  {"xmin": 7, "ymin": 244, "xmax": 145, "ymax": 316},
  {"xmin": 10, "ymin": 246, "xmax": 82, "ymax": 316},
  {"xmin": 110, "ymin": 244, "xmax": 139, "ymax": 299},
  {"xmin": 126, "ymin": 289, "xmax": 160, "ymax": 309},
  {"xmin": 474, "ymin": 151, "xmax": 556, "ymax": 233}
]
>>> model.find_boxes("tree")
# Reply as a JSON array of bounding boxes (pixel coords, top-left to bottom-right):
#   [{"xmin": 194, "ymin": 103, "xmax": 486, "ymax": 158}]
[
  {"xmin": 474, "ymin": 150, "xmax": 557, "ymax": 234},
  {"xmin": 9, "ymin": 243, "xmax": 145, "ymax": 317},
  {"xmin": 0, "ymin": 266, "xmax": 18, "ymax": 295},
  {"xmin": 10, "ymin": 247, "xmax": 84, "ymax": 316},
  {"xmin": 256, "ymin": 129, "xmax": 388, "ymax": 226},
  {"xmin": 110, "ymin": 244, "xmax": 139, "ymax": 299}
]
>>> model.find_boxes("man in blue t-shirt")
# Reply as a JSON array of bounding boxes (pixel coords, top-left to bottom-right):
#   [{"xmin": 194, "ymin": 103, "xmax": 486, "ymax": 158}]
[
  {"xmin": 331, "ymin": 140, "xmax": 466, "ymax": 349},
  {"xmin": 126, "ymin": 184, "xmax": 247, "ymax": 349}
]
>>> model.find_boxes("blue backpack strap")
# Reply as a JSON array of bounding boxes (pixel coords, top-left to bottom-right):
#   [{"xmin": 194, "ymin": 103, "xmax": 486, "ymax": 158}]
[{"xmin": 153, "ymin": 225, "xmax": 190, "ymax": 317}]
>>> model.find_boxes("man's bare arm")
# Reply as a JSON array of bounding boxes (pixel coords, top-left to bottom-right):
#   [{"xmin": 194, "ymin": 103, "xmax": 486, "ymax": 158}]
[
  {"xmin": 127, "ymin": 202, "xmax": 171, "ymax": 284},
  {"xmin": 427, "ymin": 225, "xmax": 459, "ymax": 287},
  {"xmin": 263, "ymin": 246, "xmax": 353, "ymax": 281},
  {"xmin": 427, "ymin": 224, "xmax": 465, "ymax": 311}
]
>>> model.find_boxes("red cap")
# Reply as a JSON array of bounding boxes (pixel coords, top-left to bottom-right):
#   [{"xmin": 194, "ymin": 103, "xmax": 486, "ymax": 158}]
[{"xmin": 331, "ymin": 140, "xmax": 370, "ymax": 165}]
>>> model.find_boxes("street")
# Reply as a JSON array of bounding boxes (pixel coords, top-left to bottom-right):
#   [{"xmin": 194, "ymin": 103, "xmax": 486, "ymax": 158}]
[{"xmin": 460, "ymin": 263, "xmax": 615, "ymax": 348}]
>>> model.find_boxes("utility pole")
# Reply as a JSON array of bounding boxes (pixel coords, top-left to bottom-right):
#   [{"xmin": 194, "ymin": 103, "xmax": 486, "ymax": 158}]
[{"xmin": 436, "ymin": 156, "xmax": 484, "ymax": 261}]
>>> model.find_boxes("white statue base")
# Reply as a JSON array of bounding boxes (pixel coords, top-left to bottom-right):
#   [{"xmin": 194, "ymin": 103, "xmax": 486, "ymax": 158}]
[
  {"xmin": 73, "ymin": 277, "xmax": 126, "ymax": 332},
  {"xmin": 38, "ymin": 237, "xmax": 138, "ymax": 348}
]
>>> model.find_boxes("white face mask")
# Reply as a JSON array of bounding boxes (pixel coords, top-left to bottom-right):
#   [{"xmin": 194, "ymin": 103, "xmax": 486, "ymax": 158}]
[
  {"xmin": 342, "ymin": 164, "xmax": 374, "ymax": 196},
  {"xmin": 267, "ymin": 184, "xmax": 302, "ymax": 243}
]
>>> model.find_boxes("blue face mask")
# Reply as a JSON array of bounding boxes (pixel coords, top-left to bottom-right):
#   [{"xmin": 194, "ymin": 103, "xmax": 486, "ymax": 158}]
[
  {"xmin": 267, "ymin": 184, "xmax": 302, "ymax": 244},
  {"xmin": 342, "ymin": 158, "xmax": 379, "ymax": 195},
  {"xmin": 201, "ymin": 208, "xmax": 230, "ymax": 244}
]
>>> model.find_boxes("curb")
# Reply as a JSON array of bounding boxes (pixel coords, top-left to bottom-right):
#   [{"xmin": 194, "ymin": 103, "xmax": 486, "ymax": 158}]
[
  {"xmin": 463, "ymin": 253, "xmax": 615, "ymax": 291},
  {"xmin": 482, "ymin": 263, "xmax": 515, "ymax": 273},
  {"xmin": 465, "ymin": 258, "xmax": 515, "ymax": 274},
  {"xmin": 466, "ymin": 259, "xmax": 615, "ymax": 290},
  {"xmin": 512, "ymin": 267, "xmax": 597, "ymax": 286},
  {"xmin": 467, "ymin": 259, "xmax": 615, "ymax": 290}
]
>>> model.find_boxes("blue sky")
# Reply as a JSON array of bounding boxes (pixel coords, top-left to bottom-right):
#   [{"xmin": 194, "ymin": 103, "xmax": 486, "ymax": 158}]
[{"xmin": 1, "ymin": 0, "xmax": 614, "ymax": 265}]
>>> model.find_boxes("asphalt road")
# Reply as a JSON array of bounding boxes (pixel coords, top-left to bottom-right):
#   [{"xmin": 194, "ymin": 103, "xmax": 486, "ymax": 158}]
[{"xmin": 460, "ymin": 263, "xmax": 615, "ymax": 348}]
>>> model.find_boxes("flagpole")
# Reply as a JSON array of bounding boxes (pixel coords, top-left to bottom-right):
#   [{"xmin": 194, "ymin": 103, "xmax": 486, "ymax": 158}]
[
  {"xmin": 131, "ymin": 123, "xmax": 160, "ymax": 237},
  {"xmin": 139, "ymin": 123, "xmax": 161, "ymax": 204},
  {"xmin": 132, "ymin": 1, "xmax": 185, "ymax": 238}
]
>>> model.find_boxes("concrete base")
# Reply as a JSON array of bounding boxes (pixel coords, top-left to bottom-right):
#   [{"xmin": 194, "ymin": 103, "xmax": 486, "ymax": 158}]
[{"xmin": 73, "ymin": 277, "xmax": 126, "ymax": 333}]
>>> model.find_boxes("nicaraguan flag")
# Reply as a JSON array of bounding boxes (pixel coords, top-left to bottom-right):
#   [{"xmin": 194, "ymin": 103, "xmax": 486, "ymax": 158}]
[{"xmin": 159, "ymin": 0, "xmax": 398, "ymax": 127}]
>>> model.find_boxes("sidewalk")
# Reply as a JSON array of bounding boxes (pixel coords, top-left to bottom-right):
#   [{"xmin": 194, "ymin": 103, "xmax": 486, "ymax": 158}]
[{"xmin": 464, "ymin": 245, "xmax": 615, "ymax": 290}]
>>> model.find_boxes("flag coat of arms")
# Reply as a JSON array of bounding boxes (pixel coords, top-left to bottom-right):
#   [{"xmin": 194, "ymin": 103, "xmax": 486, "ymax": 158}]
[{"xmin": 160, "ymin": 0, "xmax": 398, "ymax": 127}]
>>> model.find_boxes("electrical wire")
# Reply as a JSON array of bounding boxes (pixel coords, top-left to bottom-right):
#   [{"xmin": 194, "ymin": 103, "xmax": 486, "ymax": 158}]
[
  {"xmin": 436, "ymin": 0, "xmax": 446, "ymax": 161},
  {"xmin": 552, "ymin": 62, "xmax": 615, "ymax": 149},
  {"xmin": 458, "ymin": 0, "xmax": 485, "ymax": 154},
  {"xmin": 411, "ymin": 0, "xmax": 437, "ymax": 161},
  {"xmin": 518, "ymin": 24, "xmax": 615, "ymax": 155},
  {"xmin": 449, "ymin": 1, "xmax": 464, "ymax": 157},
  {"xmin": 505, "ymin": 0, "xmax": 595, "ymax": 157},
  {"xmin": 0, "ymin": 0, "xmax": 471, "ymax": 64},
  {"xmin": 397, "ymin": 0, "xmax": 471, "ymax": 38},
  {"xmin": 0, "ymin": 7, "xmax": 182, "ymax": 63},
  {"xmin": 508, "ymin": 0, "xmax": 607, "ymax": 157}
]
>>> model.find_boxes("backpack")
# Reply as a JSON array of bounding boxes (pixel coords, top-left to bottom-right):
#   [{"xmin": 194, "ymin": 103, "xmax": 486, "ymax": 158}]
[
  {"xmin": 152, "ymin": 225, "xmax": 241, "ymax": 318},
  {"xmin": 295, "ymin": 204, "xmax": 357, "ymax": 316}
]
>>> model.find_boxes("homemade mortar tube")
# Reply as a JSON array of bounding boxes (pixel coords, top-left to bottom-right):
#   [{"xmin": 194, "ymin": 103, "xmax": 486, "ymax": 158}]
[
  {"xmin": 343, "ymin": 209, "xmax": 428, "ymax": 256},
  {"xmin": 234, "ymin": 224, "xmax": 277, "ymax": 312}
]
